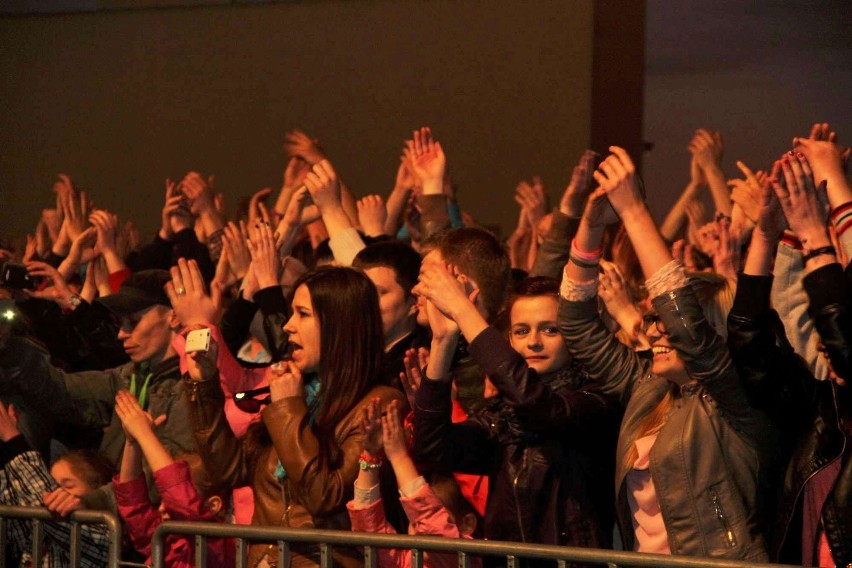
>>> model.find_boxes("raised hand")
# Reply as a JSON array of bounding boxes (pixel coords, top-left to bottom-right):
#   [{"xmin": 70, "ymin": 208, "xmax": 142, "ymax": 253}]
[
  {"xmin": 359, "ymin": 397, "xmax": 384, "ymax": 458},
  {"xmin": 793, "ymin": 123, "xmax": 852, "ymax": 207},
  {"xmin": 709, "ymin": 216, "xmax": 740, "ymax": 283},
  {"xmin": 160, "ymin": 179, "xmax": 192, "ymax": 240},
  {"xmin": 771, "ymin": 153, "xmax": 831, "ymax": 251},
  {"xmin": 688, "ymin": 129, "xmax": 724, "ymax": 171},
  {"xmin": 181, "ymin": 172, "xmax": 216, "ymax": 215},
  {"xmin": 728, "ymin": 160, "xmax": 765, "ymax": 225},
  {"xmin": 114, "ymin": 390, "xmax": 166, "ymax": 444},
  {"xmin": 268, "ymin": 360, "xmax": 303, "ymax": 401},
  {"xmin": 753, "ymin": 177, "xmax": 786, "ymax": 242},
  {"xmin": 165, "ymin": 258, "xmax": 222, "ymax": 326},
  {"xmin": 284, "ymin": 129, "xmax": 328, "ymax": 165},
  {"xmin": 592, "ymin": 147, "xmax": 643, "ymax": 218},
  {"xmin": 581, "ymin": 186, "xmax": 619, "ymax": 230},
  {"xmin": 560, "ymin": 150, "xmax": 598, "ymax": 217},
  {"xmin": 357, "ymin": 194, "xmax": 388, "ymax": 237},
  {"xmin": 407, "ymin": 127, "xmax": 446, "ymax": 196},
  {"xmin": 413, "ymin": 259, "xmax": 476, "ymax": 323},
  {"xmin": 248, "ymin": 221, "xmax": 280, "ymax": 289},
  {"xmin": 89, "ymin": 210, "xmax": 120, "ymax": 254},
  {"xmin": 222, "ymin": 221, "xmax": 252, "ymax": 281},
  {"xmin": 61, "ymin": 186, "xmax": 90, "ymax": 244},
  {"xmin": 285, "ymin": 186, "xmax": 321, "ymax": 227},
  {"xmin": 515, "ymin": 177, "xmax": 547, "ymax": 228},
  {"xmin": 381, "ymin": 400, "xmax": 409, "ymax": 462},
  {"xmin": 303, "ymin": 160, "xmax": 342, "ymax": 212},
  {"xmin": 248, "ymin": 188, "xmax": 274, "ymax": 227},
  {"xmin": 399, "ymin": 347, "xmax": 428, "ymax": 410}
]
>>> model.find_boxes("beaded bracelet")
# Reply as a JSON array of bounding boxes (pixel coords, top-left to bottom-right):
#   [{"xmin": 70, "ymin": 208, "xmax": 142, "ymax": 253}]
[
  {"xmin": 802, "ymin": 245, "xmax": 836, "ymax": 263},
  {"xmin": 359, "ymin": 450, "xmax": 383, "ymax": 470}
]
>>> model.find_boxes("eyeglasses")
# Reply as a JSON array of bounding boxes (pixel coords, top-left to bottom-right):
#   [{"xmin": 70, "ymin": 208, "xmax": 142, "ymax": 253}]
[
  {"xmin": 233, "ymin": 386, "xmax": 271, "ymax": 414},
  {"xmin": 642, "ymin": 313, "xmax": 669, "ymax": 336}
]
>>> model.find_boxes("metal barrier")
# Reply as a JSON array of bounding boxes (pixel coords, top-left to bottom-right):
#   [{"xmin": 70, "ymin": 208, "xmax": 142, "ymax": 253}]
[
  {"xmin": 0, "ymin": 505, "xmax": 121, "ymax": 568},
  {"xmin": 151, "ymin": 521, "xmax": 802, "ymax": 568}
]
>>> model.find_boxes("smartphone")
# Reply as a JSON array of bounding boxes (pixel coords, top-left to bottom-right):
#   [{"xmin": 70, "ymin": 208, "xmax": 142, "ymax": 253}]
[
  {"xmin": 185, "ymin": 327, "xmax": 211, "ymax": 353},
  {"xmin": 1, "ymin": 263, "xmax": 37, "ymax": 290}
]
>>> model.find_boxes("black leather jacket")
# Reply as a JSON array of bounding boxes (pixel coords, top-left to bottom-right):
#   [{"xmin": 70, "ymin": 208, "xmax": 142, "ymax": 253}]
[
  {"xmin": 559, "ymin": 284, "xmax": 773, "ymax": 561},
  {"xmin": 413, "ymin": 326, "xmax": 620, "ymax": 557},
  {"xmin": 728, "ymin": 267, "xmax": 851, "ymax": 566}
]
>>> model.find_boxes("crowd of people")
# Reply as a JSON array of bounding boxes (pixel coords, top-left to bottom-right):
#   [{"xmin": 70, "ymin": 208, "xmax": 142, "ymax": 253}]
[{"xmin": 0, "ymin": 122, "xmax": 849, "ymax": 568}]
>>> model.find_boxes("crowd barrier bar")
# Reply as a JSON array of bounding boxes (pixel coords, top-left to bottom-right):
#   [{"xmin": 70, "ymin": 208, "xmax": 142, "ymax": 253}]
[
  {"xmin": 151, "ymin": 521, "xmax": 801, "ymax": 568},
  {"xmin": 0, "ymin": 505, "xmax": 121, "ymax": 568}
]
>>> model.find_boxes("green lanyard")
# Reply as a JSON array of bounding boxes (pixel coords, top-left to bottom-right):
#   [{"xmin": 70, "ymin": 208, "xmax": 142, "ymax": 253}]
[{"xmin": 129, "ymin": 365, "xmax": 154, "ymax": 410}]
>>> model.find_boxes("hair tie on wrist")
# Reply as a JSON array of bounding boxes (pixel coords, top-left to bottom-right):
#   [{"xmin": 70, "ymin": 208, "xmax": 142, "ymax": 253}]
[
  {"xmin": 802, "ymin": 245, "xmax": 836, "ymax": 263},
  {"xmin": 570, "ymin": 238, "xmax": 603, "ymax": 263},
  {"xmin": 569, "ymin": 255, "xmax": 600, "ymax": 269}
]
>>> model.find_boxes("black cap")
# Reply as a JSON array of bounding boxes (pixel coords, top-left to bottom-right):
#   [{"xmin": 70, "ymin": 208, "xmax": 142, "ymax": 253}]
[{"xmin": 97, "ymin": 269, "xmax": 172, "ymax": 315}]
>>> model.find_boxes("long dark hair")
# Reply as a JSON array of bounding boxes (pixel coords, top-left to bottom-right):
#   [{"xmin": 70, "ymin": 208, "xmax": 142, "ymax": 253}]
[{"xmin": 294, "ymin": 266, "xmax": 384, "ymax": 463}]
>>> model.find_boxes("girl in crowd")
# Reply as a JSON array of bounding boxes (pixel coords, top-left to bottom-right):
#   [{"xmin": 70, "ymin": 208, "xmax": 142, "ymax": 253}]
[
  {"xmin": 113, "ymin": 390, "xmax": 234, "ymax": 567},
  {"xmin": 175, "ymin": 262, "xmax": 406, "ymax": 567},
  {"xmin": 347, "ymin": 398, "xmax": 480, "ymax": 568},
  {"xmin": 413, "ymin": 268, "xmax": 620, "ymax": 553},
  {"xmin": 0, "ymin": 401, "xmax": 113, "ymax": 568},
  {"xmin": 558, "ymin": 147, "xmax": 773, "ymax": 561}
]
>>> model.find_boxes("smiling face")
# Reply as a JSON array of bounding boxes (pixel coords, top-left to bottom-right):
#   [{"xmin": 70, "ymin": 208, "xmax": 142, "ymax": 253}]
[
  {"xmin": 645, "ymin": 316, "xmax": 689, "ymax": 385},
  {"xmin": 283, "ymin": 284, "xmax": 321, "ymax": 373},
  {"xmin": 509, "ymin": 295, "xmax": 570, "ymax": 375},
  {"xmin": 116, "ymin": 305, "xmax": 175, "ymax": 365}
]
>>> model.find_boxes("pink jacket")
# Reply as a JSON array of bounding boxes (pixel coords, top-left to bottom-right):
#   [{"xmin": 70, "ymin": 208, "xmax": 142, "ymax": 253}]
[
  {"xmin": 347, "ymin": 483, "xmax": 481, "ymax": 568},
  {"xmin": 113, "ymin": 461, "xmax": 235, "ymax": 568}
]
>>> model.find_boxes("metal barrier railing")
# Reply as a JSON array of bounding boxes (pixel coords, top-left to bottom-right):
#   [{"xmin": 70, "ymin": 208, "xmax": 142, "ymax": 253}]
[
  {"xmin": 0, "ymin": 505, "xmax": 121, "ymax": 568},
  {"xmin": 151, "ymin": 521, "xmax": 802, "ymax": 568}
]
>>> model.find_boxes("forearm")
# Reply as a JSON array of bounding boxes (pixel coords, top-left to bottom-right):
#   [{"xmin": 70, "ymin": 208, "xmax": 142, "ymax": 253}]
[
  {"xmin": 704, "ymin": 165, "xmax": 732, "ymax": 216},
  {"xmin": 100, "ymin": 248, "xmax": 127, "ymax": 275},
  {"xmin": 388, "ymin": 453, "xmax": 421, "ymax": 490},
  {"xmin": 620, "ymin": 205, "xmax": 673, "ymax": 279},
  {"xmin": 119, "ymin": 442, "xmax": 144, "ymax": 483},
  {"xmin": 743, "ymin": 232, "xmax": 777, "ymax": 277},
  {"xmin": 426, "ymin": 336, "xmax": 457, "ymax": 382},
  {"xmin": 136, "ymin": 430, "xmax": 175, "ymax": 473},
  {"xmin": 384, "ymin": 187, "xmax": 410, "ymax": 236},
  {"xmin": 660, "ymin": 182, "xmax": 702, "ymax": 241}
]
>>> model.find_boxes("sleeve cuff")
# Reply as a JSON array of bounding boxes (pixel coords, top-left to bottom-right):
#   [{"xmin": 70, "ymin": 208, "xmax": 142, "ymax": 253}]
[
  {"xmin": 803, "ymin": 263, "xmax": 847, "ymax": 313},
  {"xmin": 254, "ymin": 286, "xmax": 288, "ymax": 317},
  {"xmin": 468, "ymin": 326, "xmax": 523, "ymax": 378},
  {"xmin": 730, "ymin": 273, "xmax": 773, "ymax": 318}
]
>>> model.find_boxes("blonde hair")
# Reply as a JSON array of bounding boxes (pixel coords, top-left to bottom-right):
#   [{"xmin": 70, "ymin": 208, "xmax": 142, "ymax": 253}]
[{"xmin": 624, "ymin": 386, "xmax": 676, "ymax": 468}]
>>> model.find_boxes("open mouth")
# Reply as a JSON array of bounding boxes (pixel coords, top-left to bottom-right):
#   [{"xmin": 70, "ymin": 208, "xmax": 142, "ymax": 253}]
[{"xmin": 652, "ymin": 346, "xmax": 673, "ymax": 356}]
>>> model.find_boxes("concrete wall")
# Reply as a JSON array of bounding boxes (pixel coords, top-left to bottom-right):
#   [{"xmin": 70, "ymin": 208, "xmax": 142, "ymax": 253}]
[{"xmin": 0, "ymin": 1, "xmax": 600, "ymax": 241}]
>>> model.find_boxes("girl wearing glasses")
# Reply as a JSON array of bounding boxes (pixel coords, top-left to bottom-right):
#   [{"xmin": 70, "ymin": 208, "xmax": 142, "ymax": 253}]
[
  {"xmin": 183, "ymin": 265, "xmax": 405, "ymax": 568},
  {"xmin": 558, "ymin": 147, "xmax": 773, "ymax": 561}
]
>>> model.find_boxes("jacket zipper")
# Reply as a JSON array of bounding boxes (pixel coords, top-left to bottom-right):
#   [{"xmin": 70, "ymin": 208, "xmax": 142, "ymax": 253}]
[
  {"xmin": 511, "ymin": 453, "xmax": 528, "ymax": 543},
  {"xmin": 709, "ymin": 487, "xmax": 737, "ymax": 548}
]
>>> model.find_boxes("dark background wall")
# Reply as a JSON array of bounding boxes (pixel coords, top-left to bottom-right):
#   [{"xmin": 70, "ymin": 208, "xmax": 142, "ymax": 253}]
[
  {"xmin": 0, "ymin": 0, "xmax": 614, "ymax": 242},
  {"xmin": 643, "ymin": 1, "xmax": 852, "ymax": 223}
]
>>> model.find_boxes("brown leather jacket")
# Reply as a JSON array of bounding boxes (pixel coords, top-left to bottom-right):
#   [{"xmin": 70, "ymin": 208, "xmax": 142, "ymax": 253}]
[{"xmin": 185, "ymin": 374, "xmax": 406, "ymax": 567}]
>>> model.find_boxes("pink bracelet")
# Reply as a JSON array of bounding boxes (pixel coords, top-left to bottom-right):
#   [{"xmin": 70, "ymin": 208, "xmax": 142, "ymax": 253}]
[{"xmin": 570, "ymin": 239, "xmax": 603, "ymax": 262}]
